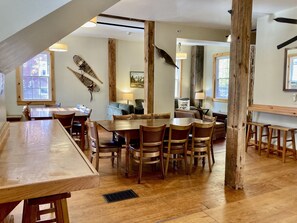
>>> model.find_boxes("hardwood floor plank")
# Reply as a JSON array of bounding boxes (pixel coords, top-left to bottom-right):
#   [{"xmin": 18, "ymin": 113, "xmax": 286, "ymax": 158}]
[
  {"xmin": 204, "ymin": 186, "xmax": 297, "ymax": 223},
  {"xmin": 10, "ymin": 138, "xmax": 297, "ymax": 223}
]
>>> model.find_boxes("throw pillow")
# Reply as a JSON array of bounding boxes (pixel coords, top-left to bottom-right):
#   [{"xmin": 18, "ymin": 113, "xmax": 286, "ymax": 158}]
[{"xmin": 178, "ymin": 99, "xmax": 190, "ymax": 110}]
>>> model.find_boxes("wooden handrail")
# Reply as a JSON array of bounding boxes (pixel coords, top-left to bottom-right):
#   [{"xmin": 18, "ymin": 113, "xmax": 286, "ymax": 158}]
[{"xmin": 248, "ymin": 104, "xmax": 297, "ymax": 117}]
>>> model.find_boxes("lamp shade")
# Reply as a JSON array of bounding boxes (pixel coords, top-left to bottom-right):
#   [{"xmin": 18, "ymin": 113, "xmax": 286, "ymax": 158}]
[
  {"xmin": 122, "ymin": 92, "xmax": 134, "ymax": 101},
  {"xmin": 195, "ymin": 92, "xmax": 205, "ymax": 100},
  {"xmin": 49, "ymin": 43, "xmax": 68, "ymax": 52},
  {"xmin": 176, "ymin": 52, "xmax": 188, "ymax": 60}
]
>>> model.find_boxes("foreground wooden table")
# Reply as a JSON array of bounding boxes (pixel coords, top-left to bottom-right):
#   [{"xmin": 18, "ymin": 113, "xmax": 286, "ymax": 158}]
[
  {"xmin": 30, "ymin": 107, "xmax": 89, "ymax": 150},
  {"xmin": 0, "ymin": 120, "xmax": 99, "ymax": 221},
  {"xmin": 97, "ymin": 118, "xmax": 205, "ymax": 176}
]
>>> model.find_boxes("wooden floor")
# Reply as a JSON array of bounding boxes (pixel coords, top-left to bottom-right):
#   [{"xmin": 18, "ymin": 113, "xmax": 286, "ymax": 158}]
[{"xmin": 10, "ymin": 133, "xmax": 297, "ymax": 223}]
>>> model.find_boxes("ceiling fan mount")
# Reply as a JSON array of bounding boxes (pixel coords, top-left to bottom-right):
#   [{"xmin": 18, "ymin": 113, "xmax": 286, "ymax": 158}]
[{"xmin": 274, "ymin": 17, "xmax": 297, "ymax": 49}]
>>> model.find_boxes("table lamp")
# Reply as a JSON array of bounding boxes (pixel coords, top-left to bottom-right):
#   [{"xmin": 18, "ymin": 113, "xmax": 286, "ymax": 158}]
[
  {"xmin": 122, "ymin": 92, "xmax": 134, "ymax": 104},
  {"xmin": 195, "ymin": 92, "xmax": 205, "ymax": 108}
]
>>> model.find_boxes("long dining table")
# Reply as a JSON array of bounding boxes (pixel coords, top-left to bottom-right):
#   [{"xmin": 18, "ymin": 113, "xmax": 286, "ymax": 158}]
[
  {"xmin": 97, "ymin": 117, "xmax": 206, "ymax": 176},
  {"xmin": 30, "ymin": 107, "xmax": 89, "ymax": 150},
  {"xmin": 0, "ymin": 120, "xmax": 99, "ymax": 221}
]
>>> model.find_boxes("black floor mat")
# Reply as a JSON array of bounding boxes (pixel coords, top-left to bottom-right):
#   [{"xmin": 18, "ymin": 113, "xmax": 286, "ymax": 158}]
[{"xmin": 103, "ymin": 189, "xmax": 139, "ymax": 203}]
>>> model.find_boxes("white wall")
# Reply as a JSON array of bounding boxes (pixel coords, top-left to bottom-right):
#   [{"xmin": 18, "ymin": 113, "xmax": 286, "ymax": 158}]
[
  {"xmin": 180, "ymin": 45, "xmax": 192, "ymax": 98},
  {"xmin": 5, "ymin": 22, "xmax": 228, "ymax": 120},
  {"xmin": 204, "ymin": 45, "xmax": 230, "ymax": 114},
  {"xmin": 253, "ymin": 6, "xmax": 297, "ymax": 127},
  {"xmin": 155, "ymin": 22, "xmax": 229, "ymax": 115},
  {"xmin": 0, "ymin": 0, "xmax": 70, "ymax": 42},
  {"xmin": 116, "ymin": 40, "xmax": 144, "ymax": 105},
  {"xmin": 5, "ymin": 35, "xmax": 144, "ymax": 121}
]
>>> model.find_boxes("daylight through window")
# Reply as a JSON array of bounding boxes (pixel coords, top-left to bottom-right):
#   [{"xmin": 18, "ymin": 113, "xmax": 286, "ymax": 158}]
[{"xmin": 17, "ymin": 51, "xmax": 55, "ymax": 105}]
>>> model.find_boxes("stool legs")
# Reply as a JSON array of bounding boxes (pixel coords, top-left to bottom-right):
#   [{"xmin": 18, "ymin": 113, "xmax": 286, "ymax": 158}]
[
  {"xmin": 267, "ymin": 126, "xmax": 297, "ymax": 163},
  {"xmin": 22, "ymin": 193, "xmax": 70, "ymax": 223},
  {"xmin": 246, "ymin": 123, "xmax": 269, "ymax": 154}
]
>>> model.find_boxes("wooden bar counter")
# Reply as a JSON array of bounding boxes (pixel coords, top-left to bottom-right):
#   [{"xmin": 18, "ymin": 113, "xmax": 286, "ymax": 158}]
[{"xmin": 0, "ymin": 120, "xmax": 99, "ymax": 220}]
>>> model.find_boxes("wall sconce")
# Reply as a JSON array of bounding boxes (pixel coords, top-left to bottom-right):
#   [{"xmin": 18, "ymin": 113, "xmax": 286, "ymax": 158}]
[
  {"xmin": 122, "ymin": 92, "xmax": 134, "ymax": 104},
  {"xmin": 226, "ymin": 34, "xmax": 231, "ymax": 42},
  {"xmin": 195, "ymin": 92, "xmax": 205, "ymax": 108},
  {"xmin": 49, "ymin": 43, "xmax": 68, "ymax": 52}
]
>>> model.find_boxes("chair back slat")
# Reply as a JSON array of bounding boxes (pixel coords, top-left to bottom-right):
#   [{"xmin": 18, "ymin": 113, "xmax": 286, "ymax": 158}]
[
  {"xmin": 52, "ymin": 112, "xmax": 75, "ymax": 134},
  {"xmin": 86, "ymin": 120, "xmax": 99, "ymax": 153},
  {"xmin": 192, "ymin": 122, "xmax": 214, "ymax": 140},
  {"xmin": 113, "ymin": 114, "xmax": 133, "ymax": 120},
  {"xmin": 140, "ymin": 125, "xmax": 166, "ymax": 147}
]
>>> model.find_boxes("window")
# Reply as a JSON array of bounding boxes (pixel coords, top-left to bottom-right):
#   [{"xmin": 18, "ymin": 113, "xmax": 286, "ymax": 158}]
[
  {"xmin": 17, "ymin": 51, "xmax": 55, "ymax": 105},
  {"xmin": 285, "ymin": 53, "xmax": 297, "ymax": 90},
  {"xmin": 213, "ymin": 52, "xmax": 230, "ymax": 101}
]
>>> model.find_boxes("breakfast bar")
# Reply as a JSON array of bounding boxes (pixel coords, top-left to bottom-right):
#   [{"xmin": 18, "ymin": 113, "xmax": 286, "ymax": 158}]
[{"xmin": 0, "ymin": 120, "xmax": 99, "ymax": 221}]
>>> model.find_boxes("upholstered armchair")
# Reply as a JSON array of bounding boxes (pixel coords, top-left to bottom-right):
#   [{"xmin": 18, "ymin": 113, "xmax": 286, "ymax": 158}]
[{"xmin": 134, "ymin": 99, "xmax": 144, "ymax": 114}]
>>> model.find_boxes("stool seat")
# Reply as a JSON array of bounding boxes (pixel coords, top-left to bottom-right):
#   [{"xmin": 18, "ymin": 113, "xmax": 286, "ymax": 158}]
[
  {"xmin": 246, "ymin": 122, "xmax": 270, "ymax": 155},
  {"xmin": 267, "ymin": 125, "xmax": 297, "ymax": 163}
]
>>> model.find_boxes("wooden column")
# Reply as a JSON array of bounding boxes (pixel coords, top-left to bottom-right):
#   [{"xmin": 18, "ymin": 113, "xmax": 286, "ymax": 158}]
[
  {"xmin": 225, "ymin": 0, "xmax": 253, "ymax": 189},
  {"xmin": 108, "ymin": 38, "xmax": 116, "ymax": 102},
  {"xmin": 144, "ymin": 21, "xmax": 155, "ymax": 114},
  {"xmin": 247, "ymin": 45, "xmax": 255, "ymax": 122},
  {"xmin": 190, "ymin": 46, "xmax": 204, "ymax": 106}
]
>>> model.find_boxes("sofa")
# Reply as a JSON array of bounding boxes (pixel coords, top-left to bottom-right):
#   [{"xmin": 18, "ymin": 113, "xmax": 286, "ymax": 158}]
[
  {"xmin": 174, "ymin": 109, "xmax": 226, "ymax": 140},
  {"xmin": 106, "ymin": 102, "xmax": 134, "ymax": 120},
  {"xmin": 174, "ymin": 109, "xmax": 201, "ymax": 119}
]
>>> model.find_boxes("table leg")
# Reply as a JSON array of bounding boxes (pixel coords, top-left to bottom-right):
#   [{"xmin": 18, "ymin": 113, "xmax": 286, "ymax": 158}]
[
  {"xmin": 75, "ymin": 117, "xmax": 86, "ymax": 151},
  {"xmin": 125, "ymin": 132, "xmax": 131, "ymax": 177}
]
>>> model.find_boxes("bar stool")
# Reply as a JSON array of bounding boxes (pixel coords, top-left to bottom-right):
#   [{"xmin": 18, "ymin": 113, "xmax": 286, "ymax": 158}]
[
  {"xmin": 246, "ymin": 122, "xmax": 270, "ymax": 155},
  {"xmin": 267, "ymin": 125, "xmax": 297, "ymax": 163},
  {"xmin": 22, "ymin": 192, "xmax": 71, "ymax": 223}
]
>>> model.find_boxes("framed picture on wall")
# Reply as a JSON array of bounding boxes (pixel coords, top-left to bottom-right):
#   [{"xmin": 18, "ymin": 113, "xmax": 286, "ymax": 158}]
[{"xmin": 130, "ymin": 71, "xmax": 144, "ymax": 88}]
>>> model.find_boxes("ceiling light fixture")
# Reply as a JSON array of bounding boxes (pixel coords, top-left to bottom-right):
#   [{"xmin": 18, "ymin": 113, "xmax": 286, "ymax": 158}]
[
  {"xmin": 82, "ymin": 17, "xmax": 97, "ymax": 28},
  {"xmin": 176, "ymin": 42, "xmax": 187, "ymax": 60},
  {"xmin": 49, "ymin": 43, "xmax": 68, "ymax": 52}
]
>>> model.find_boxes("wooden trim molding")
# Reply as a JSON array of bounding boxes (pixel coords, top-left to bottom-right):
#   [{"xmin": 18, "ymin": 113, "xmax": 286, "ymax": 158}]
[
  {"xmin": 108, "ymin": 38, "xmax": 117, "ymax": 102},
  {"xmin": 248, "ymin": 104, "xmax": 297, "ymax": 116}
]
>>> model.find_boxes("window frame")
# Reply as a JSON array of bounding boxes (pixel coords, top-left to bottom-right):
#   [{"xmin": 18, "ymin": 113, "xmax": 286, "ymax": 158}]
[
  {"xmin": 174, "ymin": 59, "xmax": 183, "ymax": 98},
  {"xmin": 16, "ymin": 50, "xmax": 56, "ymax": 106},
  {"xmin": 212, "ymin": 52, "xmax": 230, "ymax": 102}
]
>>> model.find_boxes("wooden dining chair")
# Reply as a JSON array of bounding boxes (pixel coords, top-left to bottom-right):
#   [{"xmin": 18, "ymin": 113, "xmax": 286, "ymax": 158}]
[
  {"xmin": 129, "ymin": 124, "xmax": 166, "ymax": 183},
  {"xmin": 52, "ymin": 112, "xmax": 75, "ymax": 135},
  {"xmin": 132, "ymin": 114, "xmax": 153, "ymax": 119},
  {"xmin": 187, "ymin": 122, "xmax": 214, "ymax": 174},
  {"xmin": 86, "ymin": 120, "xmax": 121, "ymax": 171},
  {"xmin": 152, "ymin": 112, "xmax": 171, "ymax": 119},
  {"xmin": 202, "ymin": 114, "xmax": 217, "ymax": 164},
  {"xmin": 163, "ymin": 123, "xmax": 192, "ymax": 177},
  {"xmin": 72, "ymin": 108, "xmax": 92, "ymax": 137}
]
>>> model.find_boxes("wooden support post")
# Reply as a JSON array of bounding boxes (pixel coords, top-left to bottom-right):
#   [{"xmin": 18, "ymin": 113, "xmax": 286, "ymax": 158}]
[
  {"xmin": 190, "ymin": 46, "xmax": 204, "ymax": 107},
  {"xmin": 225, "ymin": 0, "xmax": 253, "ymax": 189},
  {"xmin": 144, "ymin": 21, "xmax": 155, "ymax": 114},
  {"xmin": 247, "ymin": 45, "xmax": 255, "ymax": 122},
  {"xmin": 108, "ymin": 38, "xmax": 116, "ymax": 102}
]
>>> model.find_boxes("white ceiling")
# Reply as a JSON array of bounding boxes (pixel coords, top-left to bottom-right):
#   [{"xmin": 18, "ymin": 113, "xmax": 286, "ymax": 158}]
[{"xmin": 71, "ymin": 0, "xmax": 297, "ymax": 42}]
